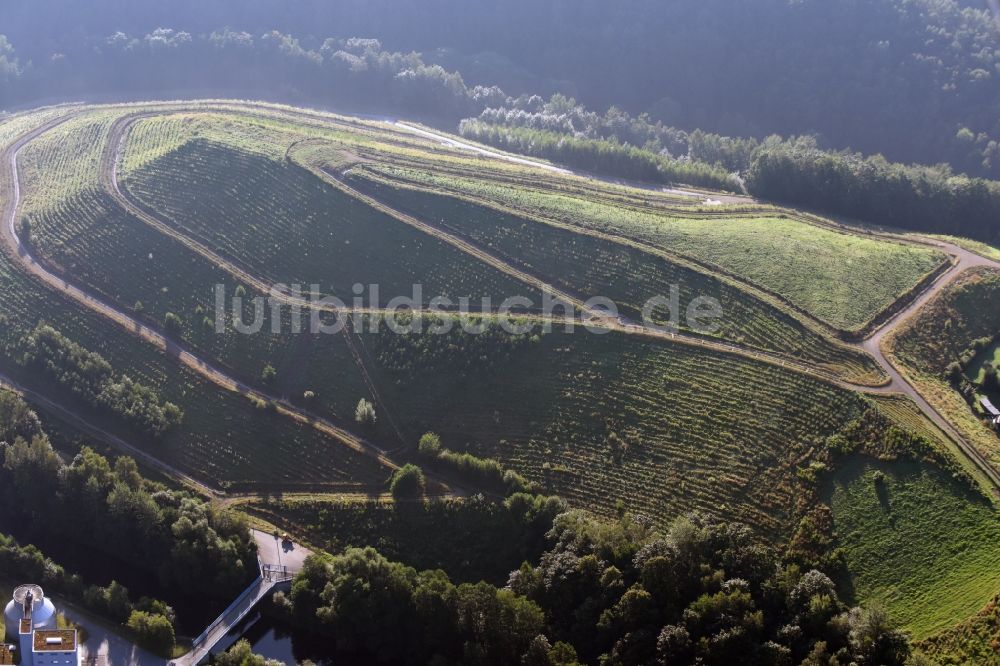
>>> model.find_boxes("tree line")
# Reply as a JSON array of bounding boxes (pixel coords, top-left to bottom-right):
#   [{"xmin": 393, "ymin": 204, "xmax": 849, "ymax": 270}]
[
  {"xmin": 0, "ymin": 391, "xmax": 256, "ymax": 620},
  {"xmin": 3, "ymin": 0, "xmax": 998, "ymax": 180},
  {"xmin": 468, "ymin": 94, "xmax": 1000, "ymax": 244},
  {"xmin": 17, "ymin": 324, "xmax": 183, "ymax": 437},
  {"xmin": 459, "ymin": 120, "xmax": 741, "ymax": 192},
  {"xmin": 282, "ymin": 509, "xmax": 912, "ymax": 665},
  {"xmin": 745, "ymin": 139, "xmax": 1000, "ymax": 245}
]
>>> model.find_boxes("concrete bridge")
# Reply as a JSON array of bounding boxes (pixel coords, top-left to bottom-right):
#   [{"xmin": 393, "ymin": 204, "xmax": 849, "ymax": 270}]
[{"xmin": 170, "ymin": 530, "xmax": 313, "ymax": 665}]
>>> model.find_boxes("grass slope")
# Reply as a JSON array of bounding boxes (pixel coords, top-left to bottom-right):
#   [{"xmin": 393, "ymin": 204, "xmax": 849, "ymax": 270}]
[
  {"xmin": 355, "ymin": 162, "xmax": 946, "ymax": 331},
  {"xmin": 20, "ymin": 116, "xmax": 374, "ymax": 426},
  {"xmin": 918, "ymin": 593, "xmax": 1000, "ymax": 665},
  {"xmin": 1, "ymin": 110, "xmax": 391, "ymax": 490},
  {"xmin": 121, "ymin": 120, "xmax": 544, "ymax": 308},
  {"xmin": 345, "ymin": 170, "xmax": 883, "ymax": 382},
  {"xmin": 828, "ymin": 457, "xmax": 1000, "ymax": 640},
  {"xmin": 359, "ymin": 319, "xmax": 867, "ymax": 534}
]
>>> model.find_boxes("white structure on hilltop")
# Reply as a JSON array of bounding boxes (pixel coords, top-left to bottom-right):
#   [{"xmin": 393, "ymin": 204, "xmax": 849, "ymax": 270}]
[{"xmin": 2, "ymin": 585, "xmax": 79, "ymax": 666}]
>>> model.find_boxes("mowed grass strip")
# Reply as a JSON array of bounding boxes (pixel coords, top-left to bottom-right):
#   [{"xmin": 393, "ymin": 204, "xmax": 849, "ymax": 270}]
[
  {"xmin": 828, "ymin": 457, "xmax": 1000, "ymax": 639},
  {"xmin": 360, "ymin": 163, "xmax": 947, "ymax": 331}
]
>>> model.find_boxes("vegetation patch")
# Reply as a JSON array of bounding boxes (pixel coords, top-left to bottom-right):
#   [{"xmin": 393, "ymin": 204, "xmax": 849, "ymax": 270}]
[
  {"xmin": 827, "ymin": 457, "xmax": 1000, "ymax": 639},
  {"xmin": 122, "ymin": 126, "xmax": 544, "ymax": 307},
  {"xmin": 247, "ymin": 492, "xmax": 564, "ymax": 584},
  {"xmin": 18, "ymin": 324, "xmax": 183, "ymax": 437},
  {"xmin": 917, "ymin": 593, "xmax": 1000, "ymax": 665},
  {"xmin": 887, "ymin": 267, "xmax": 1000, "ymax": 470},
  {"xmin": 361, "ymin": 319, "xmax": 868, "ymax": 534},
  {"xmin": 347, "ymin": 170, "xmax": 884, "ymax": 381},
  {"xmin": 356, "ymin": 162, "xmax": 946, "ymax": 331}
]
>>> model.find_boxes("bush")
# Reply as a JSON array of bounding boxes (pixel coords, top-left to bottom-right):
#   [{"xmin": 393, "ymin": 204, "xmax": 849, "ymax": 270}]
[
  {"xmin": 355, "ymin": 398, "xmax": 376, "ymax": 425},
  {"xmin": 945, "ymin": 361, "xmax": 963, "ymax": 383},
  {"xmin": 261, "ymin": 364, "xmax": 277, "ymax": 385},
  {"xmin": 126, "ymin": 610, "xmax": 175, "ymax": 655},
  {"xmin": 983, "ymin": 364, "xmax": 999, "ymax": 392},
  {"xmin": 163, "ymin": 312, "xmax": 182, "ymax": 333},
  {"xmin": 390, "ymin": 464, "xmax": 426, "ymax": 500},
  {"xmin": 418, "ymin": 432, "xmax": 442, "ymax": 457}
]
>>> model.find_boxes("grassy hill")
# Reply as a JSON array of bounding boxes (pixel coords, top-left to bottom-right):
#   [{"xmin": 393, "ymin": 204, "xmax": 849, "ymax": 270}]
[
  {"xmin": 828, "ymin": 457, "xmax": 1000, "ymax": 640},
  {"xmin": 352, "ymin": 161, "xmax": 947, "ymax": 332},
  {"xmin": 342, "ymin": 168, "xmax": 884, "ymax": 383},
  {"xmin": 8, "ymin": 103, "xmax": 1000, "ymax": 654}
]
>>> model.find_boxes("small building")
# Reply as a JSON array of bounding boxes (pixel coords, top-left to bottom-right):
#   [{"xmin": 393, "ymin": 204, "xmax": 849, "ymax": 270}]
[
  {"xmin": 32, "ymin": 630, "xmax": 78, "ymax": 666},
  {"xmin": 980, "ymin": 396, "xmax": 1000, "ymax": 419},
  {"xmin": 3, "ymin": 585, "xmax": 79, "ymax": 666}
]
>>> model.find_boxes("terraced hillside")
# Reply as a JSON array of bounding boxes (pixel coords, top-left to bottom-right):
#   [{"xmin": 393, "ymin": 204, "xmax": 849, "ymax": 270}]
[
  {"xmin": 120, "ymin": 115, "xmax": 544, "ymax": 309},
  {"xmin": 6, "ymin": 102, "xmax": 1000, "ymax": 658},
  {"xmin": 349, "ymin": 161, "xmax": 948, "ymax": 333},
  {"xmin": 342, "ymin": 168, "xmax": 883, "ymax": 381},
  {"xmin": 359, "ymin": 319, "xmax": 868, "ymax": 533},
  {"xmin": 0, "ymin": 241, "xmax": 390, "ymax": 491}
]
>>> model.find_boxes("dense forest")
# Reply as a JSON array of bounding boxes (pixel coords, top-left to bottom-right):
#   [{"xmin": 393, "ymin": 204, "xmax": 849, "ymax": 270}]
[
  {"xmin": 0, "ymin": 392, "xmax": 255, "ymax": 614},
  {"xmin": 2, "ymin": 0, "xmax": 999, "ymax": 179},
  {"xmin": 285, "ymin": 511, "xmax": 912, "ymax": 665}
]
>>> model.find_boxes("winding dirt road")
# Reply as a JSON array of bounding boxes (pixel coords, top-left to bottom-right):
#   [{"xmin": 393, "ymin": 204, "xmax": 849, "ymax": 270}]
[{"xmin": 100, "ymin": 108, "xmax": 886, "ymax": 392}]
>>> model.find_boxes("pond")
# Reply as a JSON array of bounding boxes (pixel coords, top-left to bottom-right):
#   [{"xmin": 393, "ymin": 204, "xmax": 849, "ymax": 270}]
[{"xmin": 212, "ymin": 606, "xmax": 337, "ymax": 665}]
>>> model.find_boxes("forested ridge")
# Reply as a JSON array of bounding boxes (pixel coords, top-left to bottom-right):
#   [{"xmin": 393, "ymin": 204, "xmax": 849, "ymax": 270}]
[
  {"xmin": 463, "ymin": 95, "xmax": 1000, "ymax": 244},
  {"xmin": 2, "ymin": 0, "xmax": 999, "ymax": 178}
]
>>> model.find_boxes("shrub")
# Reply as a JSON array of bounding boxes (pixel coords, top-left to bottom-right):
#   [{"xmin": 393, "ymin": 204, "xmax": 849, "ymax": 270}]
[
  {"xmin": 163, "ymin": 312, "xmax": 182, "ymax": 332},
  {"xmin": 418, "ymin": 432, "xmax": 442, "ymax": 457},
  {"xmin": 126, "ymin": 610, "xmax": 175, "ymax": 655},
  {"xmin": 945, "ymin": 361, "xmax": 963, "ymax": 384},
  {"xmin": 983, "ymin": 364, "xmax": 999, "ymax": 392},
  {"xmin": 261, "ymin": 364, "xmax": 277, "ymax": 385},
  {"xmin": 355, "ymin": 398, "xmax": 376, "ymax": 425},
  {"xmin": 390, "ymin": 464, "xmax": 426, "ymax": 500}
]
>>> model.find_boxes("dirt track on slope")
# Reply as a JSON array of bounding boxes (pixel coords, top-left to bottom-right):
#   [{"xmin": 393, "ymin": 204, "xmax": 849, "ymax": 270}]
[{"xmin": 1, "ymin": 114, "xmax": 405, "ymax": 490}]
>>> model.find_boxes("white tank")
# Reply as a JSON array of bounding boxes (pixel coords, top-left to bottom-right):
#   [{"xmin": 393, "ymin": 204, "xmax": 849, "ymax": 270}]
[{"xmin": 3, "ymin": 584, "xmax": 56, "ymax": 642}]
